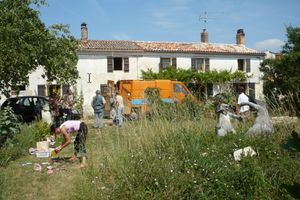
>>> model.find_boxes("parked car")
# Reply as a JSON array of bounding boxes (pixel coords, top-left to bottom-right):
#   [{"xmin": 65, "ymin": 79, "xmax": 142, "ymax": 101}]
[{"xmin": 1, "ymin": 96, "xmax": 80, "ymax": 123}]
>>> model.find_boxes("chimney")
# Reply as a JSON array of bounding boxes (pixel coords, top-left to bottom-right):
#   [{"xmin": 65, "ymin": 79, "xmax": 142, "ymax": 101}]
[
  {"xmin": 236, "ymin": 29, "xmax": 245, "ymax": 45},
  {"xmin": 201, "ymin": 29, "xmax": 208, "ymax": 43},
  {"xmin": 81, "ymin": 22, "xmax": 88, "ymax": 41}
]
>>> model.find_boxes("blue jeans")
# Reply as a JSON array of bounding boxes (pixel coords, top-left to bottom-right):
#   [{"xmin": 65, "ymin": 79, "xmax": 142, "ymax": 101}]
[
  {"xmin": 116, "ymin": 107, "xmax": 124, "ymax": 126},
  {"xmin": 93, "ymin": 111, "xmax": 104, "ymax": 128}
]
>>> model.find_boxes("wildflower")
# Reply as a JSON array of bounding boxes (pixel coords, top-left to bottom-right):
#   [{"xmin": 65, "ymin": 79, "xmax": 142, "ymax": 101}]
[
  {"xmin": 101, "ymin": 186, "xmax": 106, "ymax": 190},
  {"xmin": 170, "ymin": 169, "xmax": 173, "ymax": 173},
  {"xmin": 193, "ymin": 180, "xmax": 197, "ymax": 183}
]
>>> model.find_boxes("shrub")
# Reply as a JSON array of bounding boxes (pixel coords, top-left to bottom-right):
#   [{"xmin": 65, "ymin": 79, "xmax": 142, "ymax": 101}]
[
  {"xmin": 0, "ymin": 121, "xmax": 51, "ymax": 167},
  {"xmin": 0, "ymin": 106, "xmax": 20, "ymax": 146},
  {"xmin": 30, "ymin": 121, "xmax": 52, "ymax": 141}
]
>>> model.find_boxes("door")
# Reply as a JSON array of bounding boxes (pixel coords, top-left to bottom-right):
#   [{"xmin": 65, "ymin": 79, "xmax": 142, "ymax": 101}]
[{"xmin": 19, "ymin": 97, "xmax": 36, "ymax": 122}]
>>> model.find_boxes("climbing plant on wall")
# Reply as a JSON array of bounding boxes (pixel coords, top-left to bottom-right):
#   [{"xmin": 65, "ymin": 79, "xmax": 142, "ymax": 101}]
[{"xmin": 141, "ymin": 67, "xmax": 247, "ymax": 100}]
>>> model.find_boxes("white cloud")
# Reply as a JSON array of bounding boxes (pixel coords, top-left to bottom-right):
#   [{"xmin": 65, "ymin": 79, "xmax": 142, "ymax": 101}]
[{"xmin": 254, "ymin": 39, "xmax": 284, "ymax": 52}]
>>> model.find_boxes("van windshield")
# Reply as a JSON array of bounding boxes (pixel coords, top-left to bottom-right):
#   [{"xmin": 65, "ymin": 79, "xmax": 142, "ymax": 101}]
[{"xmin": 173, "ymin": 83, "xmax": 188, "ymax": 95}]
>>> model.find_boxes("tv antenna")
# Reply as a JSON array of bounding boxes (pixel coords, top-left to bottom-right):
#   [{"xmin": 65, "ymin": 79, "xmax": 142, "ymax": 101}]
[{"xmin": 199, "ymin": 11, "xmax": 216, "ymax": 31}]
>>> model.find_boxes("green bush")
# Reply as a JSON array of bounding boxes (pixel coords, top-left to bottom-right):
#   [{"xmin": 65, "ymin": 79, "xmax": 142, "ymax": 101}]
[
  {"xmin": 0, "ymin": 106, "xmax": 20, "ymax": 146},
  {"xmin": 30, "ymin": 121, "xmax": 52, "ymax": 141},
  {"xmin": 0, "ymin": 121, "xmax": 51, "ymax": 167}
]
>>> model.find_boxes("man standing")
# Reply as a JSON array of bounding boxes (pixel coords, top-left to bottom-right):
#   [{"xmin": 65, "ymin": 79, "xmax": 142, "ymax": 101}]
[
  {"xmin": 91, "ymin": 90, "xmax": 106, "ymax": 128},
  {"xmin": 115, "ymin": 90, "xmax": 124, "ymax": 126},
  {"xmin": 60, "ymin": 89, "xmax": 74, "ymax": 120},
  {"xmin": 237, "ymin": 86, "xmax": 250, "ymax": 117}
]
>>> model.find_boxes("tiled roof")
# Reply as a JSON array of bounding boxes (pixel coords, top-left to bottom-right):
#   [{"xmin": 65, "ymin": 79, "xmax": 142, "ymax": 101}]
[
  {"xmin": 78, "ymin": 40, "xmax": 264, "ymax": 55},
  {"xmin": 79, "ymin": 40, "xmax": 142, "ymax": 51}
]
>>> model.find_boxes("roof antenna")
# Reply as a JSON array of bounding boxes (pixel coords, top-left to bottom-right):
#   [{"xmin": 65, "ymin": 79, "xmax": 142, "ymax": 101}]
[{"xmin": 199, "ymin": 11, "xmax": 216, "ymax": 31}]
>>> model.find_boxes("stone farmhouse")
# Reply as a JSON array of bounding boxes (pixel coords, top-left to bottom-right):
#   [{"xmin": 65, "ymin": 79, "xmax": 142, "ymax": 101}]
[{"xmin": 2, "ymin": 23, "xmax": 265, "ymax": 115}]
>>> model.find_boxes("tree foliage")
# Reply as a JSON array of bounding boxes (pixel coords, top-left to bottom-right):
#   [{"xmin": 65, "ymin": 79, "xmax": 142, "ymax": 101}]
[
  {"xmin": 260, "ymin": 26, "xmax": 300, "ymax": 115},
  {"xmin": 142, "ymin": 67, "xmax": 247, "ymax": 85},
  {"xmin": 141, "ymin": 67, "xmax": 247, "ymax": 100},
  {"xmin": 0, "ymin": 0, "xmax": 78, "ymax": 97}
]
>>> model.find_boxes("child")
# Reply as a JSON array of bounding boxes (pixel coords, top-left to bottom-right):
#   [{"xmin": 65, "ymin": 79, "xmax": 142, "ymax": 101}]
[{"xmin": 50, "ymin": 120, "xmax": 88, "ymax": 168}]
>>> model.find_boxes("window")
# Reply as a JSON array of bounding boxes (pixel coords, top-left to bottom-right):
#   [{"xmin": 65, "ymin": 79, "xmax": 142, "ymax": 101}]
[
  {"xmin": 191, "ymin": 58, "xmax": 209, "ymax": 71},
  {"xmin": 191, "ymin": 58, "xmax": 204, "ymax": 71},
  {"xmin": 160, "ymin": 57, "xmax": 176, "ymax": 70},
  {"xmin": 37, "ymin": 85, "xmax": 46, "ymax": 96},
  {"xmin": 107, "ymin": 57, "xmax": 129, "ymax": 72},
  {"xmin": 237, "ymin": 59, "xmax": 251, "ymax": 72},
  {"xmin": 173, "ymin": 83, "xmax": 188, "ymax": 95},
  {"xmin": 114, "ymin": 57, "xmax": 122, "ymax": 70},
  {"xmin": 21, "ymin": 97, "xmax": 33, "ymax": 107},
  {"xmin": 238, "ymin": 59, "xmax": 244, "ymax": 71}
]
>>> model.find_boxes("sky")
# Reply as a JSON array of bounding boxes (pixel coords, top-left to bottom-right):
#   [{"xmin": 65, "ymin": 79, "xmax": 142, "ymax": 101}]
[{"xmin": 39, "ymin": 0, "xmax": 300, "ymax": 52}]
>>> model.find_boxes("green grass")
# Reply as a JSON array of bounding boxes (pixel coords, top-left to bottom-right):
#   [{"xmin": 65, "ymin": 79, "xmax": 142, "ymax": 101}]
[{"xmin": 1, "ymin": 107, "xmax": 300, "ymax": 200}]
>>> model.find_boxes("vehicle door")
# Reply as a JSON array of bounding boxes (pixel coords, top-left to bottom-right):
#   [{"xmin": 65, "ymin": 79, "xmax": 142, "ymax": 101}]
[{"xmin": 19, "ymin": 97, "xmax": 36, "ymax": 122}]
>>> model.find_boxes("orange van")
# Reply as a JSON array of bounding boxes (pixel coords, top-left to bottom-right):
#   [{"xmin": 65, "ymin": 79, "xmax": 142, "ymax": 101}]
[{"xmin": 106, "ymin": 80, "xmax": 193, "ymax": 118}]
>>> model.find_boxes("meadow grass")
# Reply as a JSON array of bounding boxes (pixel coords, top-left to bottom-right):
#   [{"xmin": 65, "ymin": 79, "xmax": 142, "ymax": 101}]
[
  {"xmin": 0, "ymin": 102, "xmax": 300, "ymax": 200},
  {"xmin": 72, "ymin": 104, "xmax": 300, "ymax": 200}
]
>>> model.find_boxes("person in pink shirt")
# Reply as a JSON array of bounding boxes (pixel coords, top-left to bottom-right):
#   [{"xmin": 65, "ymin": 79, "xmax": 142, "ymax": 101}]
[{"xmin": 50, "ymin": 120, "xmax": 88, "ymax": 168}]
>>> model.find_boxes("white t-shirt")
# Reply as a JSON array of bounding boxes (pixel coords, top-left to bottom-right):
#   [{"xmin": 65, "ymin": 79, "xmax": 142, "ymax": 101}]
[
  {"xmin": 116, "ymin": 95, "xmax": 124, "ymax": 108},
  {"xmin": 238, "ymin": 92, "xmax": 250, "ymax": 113}
]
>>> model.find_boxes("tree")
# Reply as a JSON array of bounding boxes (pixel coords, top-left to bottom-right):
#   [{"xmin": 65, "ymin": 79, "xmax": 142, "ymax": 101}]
[
  {"xmin": 141, "ymin": 67, "xmax": 247, "ymax": 100},
  {"xmin": 0, "ymin": 0, "xmax": 78, "ymax": 97},
  {"xmin": 260, "ymin": 26, "xmax": 300, "ymax": 115}
]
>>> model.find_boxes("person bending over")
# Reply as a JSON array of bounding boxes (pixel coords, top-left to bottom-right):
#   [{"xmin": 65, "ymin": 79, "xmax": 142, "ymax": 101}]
[{"xmin": 50, "ymin": 120, "xmax": 88, "ymax": 168}]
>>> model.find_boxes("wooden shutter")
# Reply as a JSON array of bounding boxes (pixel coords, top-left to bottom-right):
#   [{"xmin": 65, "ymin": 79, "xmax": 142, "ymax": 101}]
[
  {"xmin": 246, "ymin": 59, "xmax": 251, "ymax": 72},
  {"xmin": 124, "ymin": 57, "xmax": 129, "ymax": 72},
  {"xmin": 107, "ymin": 56, "xmax": 113, "ymax": 72},
  {"xmin": 172, "ymin": 58, "xmax": 177, "ymax": 69},
  {"xmin": 191, "ymin": 58, "xmax": 196, "ymax": 70},
  {"xmin": 159, "ymin": 58, "xmax": 163, "ymax": 70},
  {"xmin": 205, "ymin": 58, "xmax": 210, "ymax": 71},
  {"xmin": 100, "ymin": 84, "xmax": 107, "ymax": 97},
  {"xmin": 37, "ymin": 85, "xmax": 46, "ymax": 96}
]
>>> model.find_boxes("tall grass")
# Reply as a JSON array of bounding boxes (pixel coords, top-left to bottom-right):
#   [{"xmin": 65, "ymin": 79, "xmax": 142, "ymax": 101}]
[
  {"xmin": 72, "ymin": 100, "xmax": 300, "ymax": 199},
  {"xmin": 0, "ymin": 121, "xmax": 51, "ymax": 167}
]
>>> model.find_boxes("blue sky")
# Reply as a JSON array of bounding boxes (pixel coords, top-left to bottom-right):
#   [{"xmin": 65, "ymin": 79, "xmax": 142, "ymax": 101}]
[{"xmin": 39, "ymin": 0, "xmax": 300, "ymax": 52}]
